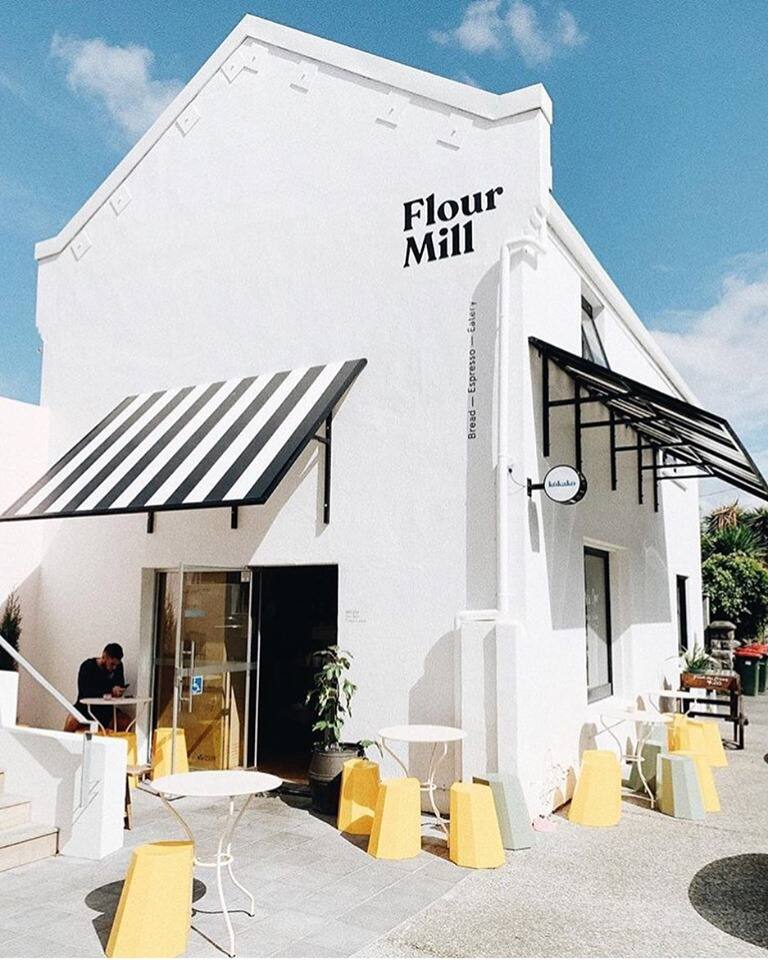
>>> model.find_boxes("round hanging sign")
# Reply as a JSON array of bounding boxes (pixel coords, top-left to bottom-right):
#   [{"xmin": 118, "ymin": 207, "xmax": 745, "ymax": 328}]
[{"xmin": 543, "ymin": 464, "xmax": 587, "ymax": 504}]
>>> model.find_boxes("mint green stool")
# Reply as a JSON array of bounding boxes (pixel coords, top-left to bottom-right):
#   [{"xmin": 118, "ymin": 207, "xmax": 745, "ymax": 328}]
[
  {"xmin": 473, "ymin": 774, "xmax": 534, "ymax": 850},
  {"xmin": 656, "ymin": 753, "xmax": 705, "ymax": 820},
  {"xmin": 627, "ymin": 739, "xmax": 665, "ymax": 795}
]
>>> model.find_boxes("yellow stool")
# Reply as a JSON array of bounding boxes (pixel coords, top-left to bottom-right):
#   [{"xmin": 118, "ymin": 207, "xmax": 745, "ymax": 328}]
[
  {"xmin": 106, "ymin": 840, "xmax": 194, "ymax": 958},
  {"xmin": 670, "ymin": 750, "xmax": 720, "ymax": 812},
  {"xmin": 367, "ymin": 777, "xmax": 421, "ymax": 860},
  {"xmin": 668, "ymin": 716, "xmax": 707, "ymax": 755},
  {"xmin": 697, "ymin": 719, "xmax": 728, "ymax": 768},
  {"xmin": 449, "ymin": 782, "xmax": 505, "ymax": 869},
  {"xmin": 568, "ymin": 750, "xmax": 621, "ymax": 827},
  {"xmin": 151, "ymin": 728, "xmax": 189, "ymax": 779},
  {"xmin": 338, "ymin": 758, "xmax": 380, "ymax": 835}
]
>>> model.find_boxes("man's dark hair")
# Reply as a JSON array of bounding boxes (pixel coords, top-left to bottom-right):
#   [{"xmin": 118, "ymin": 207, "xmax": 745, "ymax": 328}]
[{"xmin": 103, "ymin": 643, "xmax": 124, "ymax": 660}]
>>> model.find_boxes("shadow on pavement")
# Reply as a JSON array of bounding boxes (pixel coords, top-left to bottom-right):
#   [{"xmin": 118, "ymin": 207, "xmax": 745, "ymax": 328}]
[{"xmin": 688, "ymin": 854, "xmax": 768, "ymax": 949}]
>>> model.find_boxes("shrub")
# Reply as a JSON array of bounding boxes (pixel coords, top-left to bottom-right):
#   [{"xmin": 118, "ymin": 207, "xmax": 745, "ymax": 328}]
[
  {"xmin": 0, "ymin": 592, "xmax": 22, "ymax": 671},
  {"xmin": 702, "ymin": 553, "xmax": 768, "ymax": 640}
]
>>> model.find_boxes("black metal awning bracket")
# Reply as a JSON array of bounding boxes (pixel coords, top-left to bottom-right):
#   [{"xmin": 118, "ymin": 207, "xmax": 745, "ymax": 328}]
[
  {"xmin": 652, "ymin": 446, "xmax": 659, "ymax": 513},
  {"xmin": 636, "ymin": 432, "xmax": 644, "ymax": 505},
  {"xmin": 230, "ymin": 505, "xmax": 238, "ymax": 530},
  {"xmin": 574, "ymin": 380, "xmax": 583, "ymax": 472},
  {"xmin": 146, "ymin": 510, "xmax": 155, "ymax": 534},
  {"xmin": 313, "ymin": 412, "xmax": 333, "ymax": 524},
  {"xmin": 609, "ymin": 408, "xmax": 617, "ymax": 491}
]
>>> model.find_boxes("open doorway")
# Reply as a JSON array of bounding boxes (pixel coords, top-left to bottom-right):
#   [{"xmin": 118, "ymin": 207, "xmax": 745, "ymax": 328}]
[{"xmin": 250, "ymin": 565, "xmax": 338, "ymax": 782}]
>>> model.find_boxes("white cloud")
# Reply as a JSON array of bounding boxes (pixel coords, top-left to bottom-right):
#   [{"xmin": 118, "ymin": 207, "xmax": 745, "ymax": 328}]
[
  {"xmin": 652, "ymin": 259, "xmax": 768, "ymax": 450},
  {"xmin": 431, "ymin": 0, "xmax": 586, "ymax": 65},
  {"xmin": 50, "ymin": 33, "xmax": 182, "ymax": 141}
]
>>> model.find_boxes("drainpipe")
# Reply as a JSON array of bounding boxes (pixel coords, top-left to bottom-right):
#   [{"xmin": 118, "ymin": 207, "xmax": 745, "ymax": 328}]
[{"xmin": 455, "ymin": 231, "xmax": 546, "ymax": 629}]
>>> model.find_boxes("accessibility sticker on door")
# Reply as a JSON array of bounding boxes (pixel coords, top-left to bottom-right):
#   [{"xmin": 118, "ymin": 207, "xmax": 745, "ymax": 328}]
[{"xmin": 191, "ymin": 675, "xmax": 204, "ymax": 696}]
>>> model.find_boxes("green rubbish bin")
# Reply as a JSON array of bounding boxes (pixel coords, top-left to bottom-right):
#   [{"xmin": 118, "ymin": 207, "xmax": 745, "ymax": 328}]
[
  {"xmin": 759, "ymin": 657, "xmax": 767, "ymax": 694},
  {"xmin": 734, "ymin": 651, "xmax": 761, "ymax": 696}
]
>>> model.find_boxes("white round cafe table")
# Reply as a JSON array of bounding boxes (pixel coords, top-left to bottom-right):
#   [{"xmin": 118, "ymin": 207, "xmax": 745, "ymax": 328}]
[
  {"xmin": 151, "ymin": 770, "xmax": 282, "ymax": 958},
  {"xmin": 80, "ymin": 696, "xmax": 151, "ymax": 733},
  {"xmin": 599, "ymin": 708, "xmax": 674, "ymax": 809},
  {"xmin": 378, "ymin": 725, "xmax": 466, "ymax": 834}
]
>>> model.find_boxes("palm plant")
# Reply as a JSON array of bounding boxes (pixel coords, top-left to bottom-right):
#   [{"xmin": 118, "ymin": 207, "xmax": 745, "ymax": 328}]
[
  {"xmin": 701, "ymin": 524, "xmax": 760, "ymax": 561},
  {"xmin": 704, "ymin": 502, "xmax": 744, "ymax": 533},
  {"xmin": 745, "ymin": 507, "xmax": 768, "ymax": 559}
]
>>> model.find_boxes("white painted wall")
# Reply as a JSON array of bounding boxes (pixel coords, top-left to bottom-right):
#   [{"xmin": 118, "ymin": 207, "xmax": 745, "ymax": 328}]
[
  {"xmin": 7, "ymin": 18, "xmax": 710, "ymax": 812},
  {"xmin": 0, "ymin": 726, "xmax": 125, "ymax": 858}
]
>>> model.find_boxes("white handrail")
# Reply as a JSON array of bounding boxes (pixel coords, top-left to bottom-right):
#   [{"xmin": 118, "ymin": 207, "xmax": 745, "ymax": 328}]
[
  {"xmin": 0, "ymin": 632, "xmax": 98, "ymax": 808},
  {"xmin": 0, "ymin": 632, "xmax": 96, "ymax": 732}
]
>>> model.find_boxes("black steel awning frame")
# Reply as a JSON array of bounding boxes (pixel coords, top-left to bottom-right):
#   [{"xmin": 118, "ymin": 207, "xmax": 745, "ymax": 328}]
[{"xmin": 532, "ymin": 337, "xmax": 768, "ymax": 511}]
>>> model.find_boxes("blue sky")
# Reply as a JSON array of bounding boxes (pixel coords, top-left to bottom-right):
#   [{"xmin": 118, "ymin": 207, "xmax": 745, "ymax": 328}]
[{"xmin": 1, "ymin": 1, "xmax": 767, "ymax": 501}]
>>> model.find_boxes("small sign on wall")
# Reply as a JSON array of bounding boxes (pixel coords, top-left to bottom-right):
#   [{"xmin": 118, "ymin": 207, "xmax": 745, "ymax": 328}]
[
  {"xmin": 191, "ymin": 675, "xmax": 204, "ymax": 696},
  {"xmin": 527, "ymin": 465, "xmax": 588, "ymax": 504}
]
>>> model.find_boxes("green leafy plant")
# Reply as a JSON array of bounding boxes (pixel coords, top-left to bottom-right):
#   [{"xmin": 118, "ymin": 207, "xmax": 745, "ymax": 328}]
[
  {"xmin": 305, "ymin": 646, "xmax": 357, "ymax": 750},
  {"xmin": 702, "ymin": 553, "xmax": 768, "ymax": 641},
  {"xmin": 681, "ymin": 644, "xmax": 713, "ymax": 673},
  {"xmin": 0, "ymin": 591, "xmax": 22, "ymax": 672},
  {"xmin": 701, "ymin": 524, "xmax": 761, "ymax": 561}
]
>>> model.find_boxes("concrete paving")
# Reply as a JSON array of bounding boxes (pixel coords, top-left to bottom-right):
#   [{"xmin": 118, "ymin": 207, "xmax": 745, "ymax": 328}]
[
  {"xmin": 1, "ymin": 698, "xmax": 766, "ymax": 958},
  {"xmin": 369, "ymin": 697, "xmax": 768, "ymax": 958},
  {"xmin": 0, "ymin": 787, "xmax": 468, "ymax": 958}
]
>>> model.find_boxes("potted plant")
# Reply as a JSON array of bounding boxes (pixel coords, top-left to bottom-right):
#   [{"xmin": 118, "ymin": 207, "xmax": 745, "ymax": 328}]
[
  {"xmin": 305, "ymin": 645, "xmax": 365, "ymax": 814},
  {"xmin": 681, "ymin": 644, "xmax": 714, "ymax": 675}
]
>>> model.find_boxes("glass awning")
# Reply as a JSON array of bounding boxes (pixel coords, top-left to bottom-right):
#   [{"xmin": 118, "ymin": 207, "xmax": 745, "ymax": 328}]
[
  {"xmin": 1, "ymin": 358, "xmax": 367, "ymax": 525},
  {"xmin": 530, "ymin": 337, "xmax": 768, "ymax": 502}
]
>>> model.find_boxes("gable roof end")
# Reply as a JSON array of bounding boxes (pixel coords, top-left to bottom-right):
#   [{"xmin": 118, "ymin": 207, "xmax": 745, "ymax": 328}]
[{"xmin": 35, "ymin": 15, "xmax": 553, "ymax": 262}]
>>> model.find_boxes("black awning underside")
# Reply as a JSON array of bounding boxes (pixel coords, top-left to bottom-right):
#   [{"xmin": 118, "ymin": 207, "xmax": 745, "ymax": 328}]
[{"xmin": 530, "ymin": 337, "xmax": 768, "ymax": 502}]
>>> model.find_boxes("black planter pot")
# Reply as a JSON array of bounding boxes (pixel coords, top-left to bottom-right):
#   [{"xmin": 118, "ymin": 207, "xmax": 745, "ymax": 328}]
[{"xmin": 308, "ymin": 744, "xmax": 361, "ymax": 815}]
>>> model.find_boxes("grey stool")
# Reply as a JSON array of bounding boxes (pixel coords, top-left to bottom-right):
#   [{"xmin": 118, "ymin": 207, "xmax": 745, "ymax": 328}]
[
  {"xmin": 656, "ymin": 753, "xmax": 705, "ymax": 820},
  {"xmin": 473, "ymin": 773, "xmax": 535, "ymax": 850}
]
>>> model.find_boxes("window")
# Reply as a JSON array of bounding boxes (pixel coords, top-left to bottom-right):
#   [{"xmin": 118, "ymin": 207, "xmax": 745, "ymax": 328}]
[
  {"xmin": 581, "ymin": 296, "xmax": 609, "ymax": 368},
  {"xmin": 676, "ymin": 575, "xmax": 689, "ymax": 651},
  {"xmin": 584, "ymin": 548, "xmax": 613, "ymax": 702}
]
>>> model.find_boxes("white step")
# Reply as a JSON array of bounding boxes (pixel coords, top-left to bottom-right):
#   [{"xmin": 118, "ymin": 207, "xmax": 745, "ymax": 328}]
[
  {"xmin": 0, "ymin": 795, "xmax": 30, "ymax": 830},
  {"xmin": 0, "ymin": 823, "xmax": 58, "ymax": 872}
]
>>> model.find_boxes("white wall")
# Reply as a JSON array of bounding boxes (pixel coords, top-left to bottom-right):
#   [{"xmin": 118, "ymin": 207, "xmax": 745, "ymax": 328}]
[
  {"xmin": 0, "ymin": 398, "xmax": 49, "ymax": 724},
  {"xmin": 0, "ymin": 727, "xmax": 125, "ymax": 859}
]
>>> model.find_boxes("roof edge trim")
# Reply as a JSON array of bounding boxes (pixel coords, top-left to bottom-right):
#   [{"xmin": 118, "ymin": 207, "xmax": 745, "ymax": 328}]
[
  {"xmin": 35, "ymin": 15, "xmax": 552, "ymax": 262},
  {"xmin": 546, "ymin": 199, "xmax": 696, "ymax": 406}
]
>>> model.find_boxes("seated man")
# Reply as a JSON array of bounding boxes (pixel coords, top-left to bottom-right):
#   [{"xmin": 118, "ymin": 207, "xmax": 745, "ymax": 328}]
[{"xmin": 64, "ymin": 642, "xmax": 131, "ymax": 732}]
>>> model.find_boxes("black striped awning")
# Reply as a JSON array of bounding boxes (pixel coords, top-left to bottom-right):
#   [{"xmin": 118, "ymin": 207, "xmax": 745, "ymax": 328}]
[{"xmin": 1, "ymin": 358, "xmax": 366, "ymax": 522}]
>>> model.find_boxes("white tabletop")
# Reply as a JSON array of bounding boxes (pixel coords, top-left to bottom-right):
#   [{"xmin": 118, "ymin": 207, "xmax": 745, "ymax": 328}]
[
  {"xmin": 152, "ymin": 770, "xmax": 282, "ymax": 798},
  {"xmin": 601, "ymin": 708, "xmax": 674, "ymax": 724},
  {"xmin": 80, "ymin": 696, "xmax": 151, "ymax": 706},
  {"xmin": 648, "ymin": 689, "xmax": 706, "ymax": 701},
  {"xmin": 379, "ymin": 724, "xmax": 466, "ymax": 743}
]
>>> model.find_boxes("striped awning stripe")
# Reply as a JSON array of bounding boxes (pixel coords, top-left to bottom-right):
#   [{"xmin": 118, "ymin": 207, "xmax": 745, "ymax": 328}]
[{"xmin": 1, "ymin": 358, "xmax": 366, "ymax": 522}]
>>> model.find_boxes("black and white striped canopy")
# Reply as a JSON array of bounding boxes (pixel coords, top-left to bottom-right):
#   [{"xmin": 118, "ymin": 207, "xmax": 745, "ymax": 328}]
[{"xmin": 1, "ymin": 358, "xmax": 366, "ymax": 522}]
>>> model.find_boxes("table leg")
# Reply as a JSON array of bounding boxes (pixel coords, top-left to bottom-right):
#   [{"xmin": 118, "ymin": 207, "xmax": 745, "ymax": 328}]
[
  {"xmin": 381, "ymin": 738, "xmax": 409, "ymax": 777},
  {"xmin": 633, "ymin": 723, "xmax": 655, "ymax": 809},
  {"xmin": 425, "ymin": 742, "xmax": 449, "ymax": 835},
  {"xmin": 85, "ymin": 703, "xmax": 106, "ymax": 734}
]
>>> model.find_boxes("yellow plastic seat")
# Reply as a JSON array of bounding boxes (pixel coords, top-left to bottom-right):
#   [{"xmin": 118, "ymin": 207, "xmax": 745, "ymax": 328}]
[
  {"xmin": 106, "ymin": 840, "xmax": 194, "ymax": 958},
  {"xmin": 338, "ymin": 758, "xmax": 380, "ymax": 835},
  {"xmin": 670, "ymin": 750, "xmax": 720, "ymax": 812},
  {"xmin": 696, "ymin": 719, "xmax": 728, "ymax": 768},
  {"xmin": 367, "ymin": 777, "xmax": 421, "ymax": 860},
  {"xmin": 568, "ymin": 750, "xmax": 621, "ymax": 827},
  {"xmin": 449, "ymin": 782, "xmax": 505, "ymax": 869},
  {"xmin": 668, "ymin": 716, "xmax": 707, "ymax": 755},
  {"xmin": 151, "ymin": 728, "xmax": 189, "ymax": 780}
]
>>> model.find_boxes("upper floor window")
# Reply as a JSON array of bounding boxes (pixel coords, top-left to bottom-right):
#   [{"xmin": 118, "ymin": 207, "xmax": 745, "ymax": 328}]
[{"xmin": 581, "ymin": 296, "xmax": 609, "ymax": 368}]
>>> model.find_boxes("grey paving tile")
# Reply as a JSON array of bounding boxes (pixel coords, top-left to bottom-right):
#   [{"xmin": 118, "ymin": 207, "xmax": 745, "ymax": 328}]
[
  {"xmin": 0, "ymin": 934, "xmax": 89, "ymax": 958},
  {"xmin": 295, "ymin": 918, "xmax": 381, "ymax": 954},
  {"xmin": 246, "ymin": 907, "xmax": 327, "ymax": 941}
]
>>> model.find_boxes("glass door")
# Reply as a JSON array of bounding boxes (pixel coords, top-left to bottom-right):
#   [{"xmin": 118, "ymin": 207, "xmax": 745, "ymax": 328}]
[
  {"xmin": 152, "ymin": 566, "xmax": 254, "ymax": 770},
  {"xmin": 584, "ymin": 548, "xmax": 613, "ymax": 703}
]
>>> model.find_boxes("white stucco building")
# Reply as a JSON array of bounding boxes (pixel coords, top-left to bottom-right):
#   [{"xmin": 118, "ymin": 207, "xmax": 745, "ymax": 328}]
[{"xmin": 2, "ymin": 16, "xmax": 765, "ymax": 816}]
